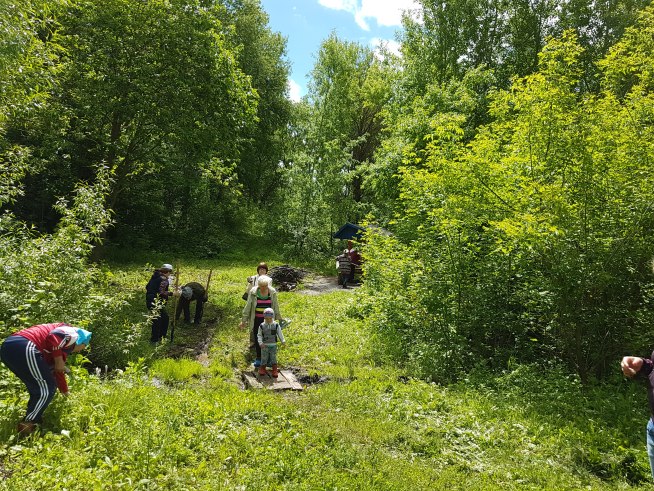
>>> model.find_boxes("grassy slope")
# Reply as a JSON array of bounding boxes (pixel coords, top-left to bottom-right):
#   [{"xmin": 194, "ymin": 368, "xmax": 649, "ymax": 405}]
[{"xmin": 0, "ymin": 256, "xmax": 652, "ymax": 490}]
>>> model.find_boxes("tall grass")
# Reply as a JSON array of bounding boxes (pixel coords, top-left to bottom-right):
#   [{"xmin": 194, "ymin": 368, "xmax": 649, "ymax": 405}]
[{"xmin": 0, "ymin": 257, "xmax": 651, "ymax": 489}]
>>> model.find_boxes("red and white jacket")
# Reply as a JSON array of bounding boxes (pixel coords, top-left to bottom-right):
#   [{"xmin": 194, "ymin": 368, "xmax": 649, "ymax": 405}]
[{"xmin": 14, "ymin": 322, "xmax": 79, "ymax": 393}]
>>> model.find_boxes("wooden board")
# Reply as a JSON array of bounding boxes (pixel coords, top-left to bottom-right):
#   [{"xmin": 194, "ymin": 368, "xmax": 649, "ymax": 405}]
[{"xmin": 242, "ymin": 369, "xmax": 303, "ymax": 391}]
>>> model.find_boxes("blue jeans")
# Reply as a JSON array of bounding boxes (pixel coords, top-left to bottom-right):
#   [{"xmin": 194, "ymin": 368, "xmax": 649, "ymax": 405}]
[{"xmin": 647, "ymin": 419, "xmax": 654, "ymax": 480}]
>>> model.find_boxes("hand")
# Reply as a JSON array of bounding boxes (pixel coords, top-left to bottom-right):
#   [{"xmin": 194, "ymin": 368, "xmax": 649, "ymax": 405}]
[
  {"xmin": 173, "ymin": 289, "xmax": 181, "ymax": 297},
  {"xmin": 259, "ymin": 344, "xmax": 264, "ymax": 348},
  {"xmin": 621, "ymin": 356, "xmax": 643, "ymax": 378},
  {"xmin": 239, "ymin": 321, "xmax": 246, "ymax": 329},
  {"xmin": 61, "ymin": 391, "xmax": 70, "ymax": 398}
]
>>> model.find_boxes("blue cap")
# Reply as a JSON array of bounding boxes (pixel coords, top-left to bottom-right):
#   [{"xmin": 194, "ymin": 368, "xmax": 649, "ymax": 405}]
[{"xmin": 75, "ymin": 328, "xmax": 92, "ymax": 346}]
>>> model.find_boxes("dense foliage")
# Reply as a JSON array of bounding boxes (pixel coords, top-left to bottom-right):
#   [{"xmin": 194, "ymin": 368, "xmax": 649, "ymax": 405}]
[
  {"xmin": 1, "ymin": 260, "xmax": 652, "ymax": 489},
  {"xmin": 361, "ymin": 12, "xmax": 654, "ymax": 381},
  {"xmin": 2, "ymin": 0, "xmax": 290, "ymax": 254},
  {"xmin": 2, "ymin": 4, "xmax": 654, "ymax": 487}
]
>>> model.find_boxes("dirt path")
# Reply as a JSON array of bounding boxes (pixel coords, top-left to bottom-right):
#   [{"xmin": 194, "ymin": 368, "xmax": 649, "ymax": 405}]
[
  {"xmin": 298, "ymin": 275, "xmax": 358, "ymax": 295},
  {"xmin": 169, "ymin": 274, "xmax": 355, "ymax": 363}
]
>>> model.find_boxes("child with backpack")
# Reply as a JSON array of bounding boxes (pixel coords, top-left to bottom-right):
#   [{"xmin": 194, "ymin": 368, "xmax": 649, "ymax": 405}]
[{"xmin": 257, "ymin": 307, "xmax": 286, "ymax": 377}]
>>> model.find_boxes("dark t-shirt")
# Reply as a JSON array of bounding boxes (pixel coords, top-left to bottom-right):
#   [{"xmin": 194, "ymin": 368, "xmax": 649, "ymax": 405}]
[{"xmin": 183, "ymin": 282, "xmax": 206, "ymax": 301}]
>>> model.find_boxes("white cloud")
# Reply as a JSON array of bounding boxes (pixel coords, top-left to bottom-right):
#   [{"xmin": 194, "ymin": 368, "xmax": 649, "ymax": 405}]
[
  {"xmin": 318, "ymin": 0, "xmax": 357, "ymax": 10},
  {"xmin": 287, "ymin": 79, "xmax": 303, "ymax": 102},
  {"xmin": 318, "ymin": 0, "xmax": 421, "ymax": 31},
  {"xmin": 360, "ymin": 0, "xmax": 420, "ymax": 27},
  {"xmin": 370, "ymin": 38, "xmax": 402, "ymax": 59}
]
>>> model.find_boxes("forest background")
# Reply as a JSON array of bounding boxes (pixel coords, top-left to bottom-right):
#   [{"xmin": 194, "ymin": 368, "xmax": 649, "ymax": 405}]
[{"xmin": 2, "ymin": 0, "xmax": 654, "ymax": 487}]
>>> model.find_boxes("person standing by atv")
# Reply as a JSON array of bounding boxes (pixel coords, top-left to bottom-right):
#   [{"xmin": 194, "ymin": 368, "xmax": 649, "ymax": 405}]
[{"xmin": 336, "ymin": 249, "xmax": 351, "ymax": 288}]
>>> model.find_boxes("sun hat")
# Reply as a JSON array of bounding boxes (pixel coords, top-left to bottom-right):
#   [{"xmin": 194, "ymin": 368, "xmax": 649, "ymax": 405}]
[{"xmin": 75, "ymin": 328, "xmax": 92, "ymax": 346}]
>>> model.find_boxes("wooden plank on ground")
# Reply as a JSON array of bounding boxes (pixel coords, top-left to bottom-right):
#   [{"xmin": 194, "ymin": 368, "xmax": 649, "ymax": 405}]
[
  {"xmin": 242, "ymin": 371, "xmax": 264, "ymax": 389},
  {"xmin": 280, "ymin": 370, "xmax": 304, "ymax": 390},
  {"xmin": 242, "ymin": 369, "xmax": 303, "ymax": 391}
]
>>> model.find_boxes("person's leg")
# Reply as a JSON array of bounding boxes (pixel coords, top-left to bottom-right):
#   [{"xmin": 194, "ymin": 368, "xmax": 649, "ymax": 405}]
[
  {"xmin": 194, "ymin": 299, "xmax": 204, "ymax": 324},
  {"xmin": 270, "ymin": 345, "xmax": 279, "ymax": 377},
  {"xmin": 151, "ymin": 317, "xmax": 159, "ymax": 342},
  {"xmin": 160, "ymin": 308, "xmax": 170, "ymax": 340},
  {"xmin": 252, "ymin": 319, "xmax": 263, "ymax": 365},
  {"xmin": 262, "ymin": 344, "xmax": 270, "ymax": 368},
  {"xmin": 258, "ymin": 345, "xmax": 268, "ymax": 375},
  {"xmin": 1, "ymin": 337, "xmax": 56, "ymax": 424},
  {"xmin": 647, "ymin": 419, "xmax": 654, "ymax": 480},
  {"xmin": 269, "ymin": 345, "xmax": 278, "ymax": 366},
  {"xmin": 22, "ymin": 344, "xmax": 57, "ymax": 423},
  {"xmin": 182, "ymin": 298, "xmax": 191, "ymax": 323}
]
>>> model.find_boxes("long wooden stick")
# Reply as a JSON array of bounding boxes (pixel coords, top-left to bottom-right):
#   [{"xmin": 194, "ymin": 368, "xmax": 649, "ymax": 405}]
[
  {"xmin": 170, "ymin": 262, "xmax": 180, "ymax": 342},
  {"xmin": 205, "ymin": 269, "xmax": 213, "ymax": 295}
]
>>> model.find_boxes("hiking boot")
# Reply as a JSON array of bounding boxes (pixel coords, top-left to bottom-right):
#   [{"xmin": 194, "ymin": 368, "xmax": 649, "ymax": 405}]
[
  {"xmin": 17, "ymin": 421, "xmax": 37, "ymax": 436},
  {"xmin": 271, "ymin": 364, "xmax": 279, "ymax": 378},
  {"xmin": 258, "ymin": 366, "xmax": 267, "ymax": 376}
]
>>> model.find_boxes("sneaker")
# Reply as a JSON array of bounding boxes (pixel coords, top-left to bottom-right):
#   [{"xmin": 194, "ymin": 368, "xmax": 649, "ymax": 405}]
[{"xmin": 253, "ymin": 358, "xmax": 261, "ymax": 368}]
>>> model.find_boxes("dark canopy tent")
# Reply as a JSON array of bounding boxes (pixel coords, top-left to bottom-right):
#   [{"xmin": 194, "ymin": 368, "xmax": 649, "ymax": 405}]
[{"xmin": 333, "ymin": 223, "xmax": 365, "ymax": 240}]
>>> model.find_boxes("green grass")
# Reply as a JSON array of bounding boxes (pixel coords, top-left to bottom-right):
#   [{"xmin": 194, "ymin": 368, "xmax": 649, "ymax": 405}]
[
  {"xmin": 150, "ymin": 358, "xmax": 206, "ymax": 383},
  {"xmin": 0, "ymin": 255, "xmax": 652, "ymax": 489}
]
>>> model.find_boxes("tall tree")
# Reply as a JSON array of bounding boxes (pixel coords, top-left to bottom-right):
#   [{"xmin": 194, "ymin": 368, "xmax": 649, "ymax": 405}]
[
  {"xmin": 11, "ymin": 0, "xmax": 257, "ymax": 246},
  {"xmin": 308, "ymin": 34, "xmax": 392, "ymax": 216},
  {"xmin": 0, "ymin": 0, "xmax": 63, "ymax": 207},
  {"xmin": 362, "ymin": 24, "xmax": 654, "ymax": 381},
  {"xmin": 220, "ymin": 0, "xmax": 293, "ymax": 204},
  {"xmin": 401, "ymin": 0, "xmax": 650, "ymax": 93}
]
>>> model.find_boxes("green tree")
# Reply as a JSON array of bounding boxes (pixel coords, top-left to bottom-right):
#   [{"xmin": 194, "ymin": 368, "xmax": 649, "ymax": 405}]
[
  {"xmin": 0, "ymin": 0, "xmax": 63, "ymax": 207},
  {"xmin": 362, "ymin": 25, "xmax": 654, "ymax": 381},
  {"xmin": 10, "ymin": 0, "xmax": 257, "ymax": 249},
  {"xmin": 279, "ymin": 35, "xmax": 393, "ymax": 257},
  {"xmin": 220, "ymin": 0, "xmax": 293, "ymax": 204}
]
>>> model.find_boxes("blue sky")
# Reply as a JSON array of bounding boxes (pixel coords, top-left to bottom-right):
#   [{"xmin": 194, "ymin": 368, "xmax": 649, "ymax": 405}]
[{"xmin": 259, "ymin": 0, "xmax": 419, "ymax": 101}]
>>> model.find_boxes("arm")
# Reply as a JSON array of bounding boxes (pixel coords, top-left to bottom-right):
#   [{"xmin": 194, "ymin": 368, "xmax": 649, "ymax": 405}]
[
  {"xmin": 43, "ymin": 330, "xmax": 73, "ymax": 393},
  {"xmin": 257, "ymin": 325, "xmax": 264, "ymax": 346},
  {"xmin": 240, "ymin": 293, "xmax": 253, "ymax": 328},
  {"xmin": 271, "ymin": 291, "xmax": 282, "ymax": 321},
  {"xmin": 53, "ymin": 355, "xmax": 69, "ymax": 394},
  {"xmin": 159, "ymin": 279, "xmax": 173, "ymax": 298},
  {"xmin": 277, "ymin": 325, "xmax": 285, "ymax": 344}
]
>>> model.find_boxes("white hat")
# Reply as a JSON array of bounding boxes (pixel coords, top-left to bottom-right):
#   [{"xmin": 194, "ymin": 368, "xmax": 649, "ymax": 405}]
[{"xmin": 161, "ymin": 263, "xmax": 173, "ymax": 271}]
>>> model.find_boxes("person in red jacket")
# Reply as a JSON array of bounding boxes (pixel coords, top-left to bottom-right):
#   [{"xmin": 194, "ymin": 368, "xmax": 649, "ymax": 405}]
[{"xmin": 0, "ymin": 323, "xmax": 91, "ymax": 435}]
